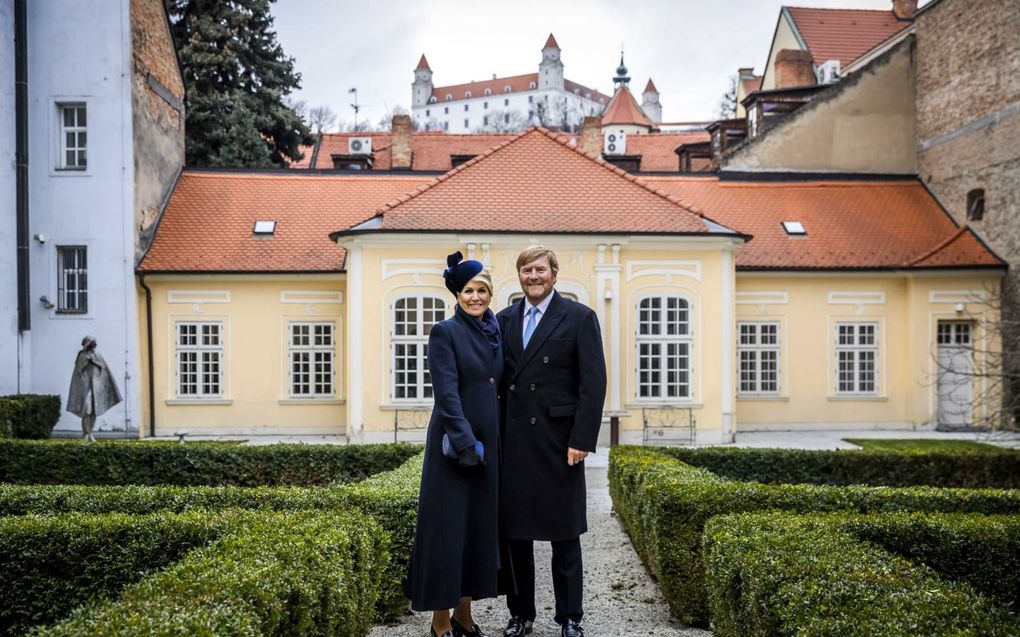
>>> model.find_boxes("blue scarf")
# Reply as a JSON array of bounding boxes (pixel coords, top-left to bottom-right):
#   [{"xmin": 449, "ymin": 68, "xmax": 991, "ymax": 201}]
[{"xmin": 457, "ymin": 306, "xmax": 501, "ymax": 351}]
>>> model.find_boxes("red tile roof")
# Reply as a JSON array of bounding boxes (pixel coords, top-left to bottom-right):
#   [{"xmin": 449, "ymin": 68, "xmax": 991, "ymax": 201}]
[
  {"xmin": 341, "ymin": 128, "xmax": 728, "ymax": 236},
  {"xmin": 740, "ymin": 75, "xmax": 763, "ymax": 96},
  {"xmin": 138, "ymin": 171, "xmax": 434, "ymax": 272},
  {"xmin": 786, "ymin": 7, "xmax": 912, "ymax": 68},
  {"xmin": 544, "ymin": 33, "xmax": 559, "ymax": 49},
  {"xmin": 310, "ymin": 131, "xmax": 517, "ymax": 171},
  {"xmin": 644, "ymin": 78, "xmax": 658, "ymax": 94},
  {"xmin": 641, "ymin": 176, "xmax": 1004, "ymax": 270},
  {"xmin": 624, "ymin": 132, "xmax": 711, "ymax": 172},
  {"xmin": 286, "ymin": 143, "xmax": 316, "ymax": 169},
  {"xmin": 416, "ymin": 54, "xmax": 431, "ymax": 71},
  {"xmin": 431, "ymin": 72, "xmax": 609, "ymax": 104},
  {"xmin": 601, "ymin": 85, "xmax": 655, "ymax": 129}
]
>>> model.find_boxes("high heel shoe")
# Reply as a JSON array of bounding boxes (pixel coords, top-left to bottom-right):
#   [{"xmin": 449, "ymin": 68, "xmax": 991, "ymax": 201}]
[
  {"xmin": 431, "ymin": 626, "xmax": 454, "ymax": 637},
  {"xmin": 451, "ymin": 616, "xmax": 488, "ymax": 637}
]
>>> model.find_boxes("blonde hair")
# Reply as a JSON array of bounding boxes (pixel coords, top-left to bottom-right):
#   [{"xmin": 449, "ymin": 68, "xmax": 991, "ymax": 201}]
[
  {"xmin": 515, "ymin": 245, "xmax": 559, "ymax": 274},
  {"xmin": 462, "ymin": 269, "xmax": 493, "ymax": 295}
]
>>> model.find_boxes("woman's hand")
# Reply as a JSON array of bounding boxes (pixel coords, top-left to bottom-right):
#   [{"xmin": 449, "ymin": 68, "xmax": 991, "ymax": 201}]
[{"xmin": 457, "ymin": 442, "xmax": 486, "ymax": 467}]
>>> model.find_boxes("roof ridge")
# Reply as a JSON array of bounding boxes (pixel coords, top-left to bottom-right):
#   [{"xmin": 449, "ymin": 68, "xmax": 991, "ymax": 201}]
[
  {"xmin": 905, "ymin": 225, "xmax": 970, "ymax": 266},
  {"xmin": 785, "ymin": 5, "xmax": 892, "ymax": 12}
]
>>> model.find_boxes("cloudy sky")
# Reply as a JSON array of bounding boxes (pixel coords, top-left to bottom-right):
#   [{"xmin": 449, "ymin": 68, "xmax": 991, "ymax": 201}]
[{"xmin": 271, "ymin": 0, "xmax": 907, "ymax": 129}]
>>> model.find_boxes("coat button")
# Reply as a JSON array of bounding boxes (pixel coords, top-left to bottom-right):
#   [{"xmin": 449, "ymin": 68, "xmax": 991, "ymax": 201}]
[
  {"xmin": 529, "ymin": 417, "xmax": 536, "ymax": 424},
  {"xmin": 530, "ymin": 384, "xmax": 536, "ymax": 391},
  {"xmin": 543, "ymin": 356, "xmax": 549, "ymax": 364},
  {"xmin": 489, "ymin": 378, "xmax": 495, "ymax": 385},
  {"xmin": 509, "ymin": 384, "xmax": 516, "ymax": 391}
]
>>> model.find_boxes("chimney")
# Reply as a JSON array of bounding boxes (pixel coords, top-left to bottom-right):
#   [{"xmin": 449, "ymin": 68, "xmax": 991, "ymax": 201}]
[
  {"xmin": 579, "ymin": 116, "xmax": 603, "ymax": 156},
  {"xmin": 892, "ymin": 0, "xmax": 917, "ymax": 19},
  {"xmin": 774, "ymin": 49, "xmax": 816, "ymax": 89},
  {"xmin": 391, "ymin": 115, "xmax": 412, "ymax": 170}
]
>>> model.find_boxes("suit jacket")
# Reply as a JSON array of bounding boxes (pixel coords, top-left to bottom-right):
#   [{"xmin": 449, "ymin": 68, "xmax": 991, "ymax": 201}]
[{"xmin": 497, "ymin": 290, "xmax": 607, "ymax": 541}]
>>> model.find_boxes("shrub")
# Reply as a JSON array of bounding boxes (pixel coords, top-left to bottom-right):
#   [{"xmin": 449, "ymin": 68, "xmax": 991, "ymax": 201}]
[
  {"xmin": 608, "ymin": 445, "xmax": 1020, "ymax": 627},
  {"xmin": 0, "ymin": 439, "xmax": 420, "ymax": 486},
  {"xmin": 27, "ymin": 510, "xmax": 386, "ymax": 637},
  {"xmin": 663, "ymin": 446, "xmax": 1020, "ymax": 489},
  {"xmin": 703, "ymin": 512, "xmax": 1020, "ymax": 637},
  {"xmin": 0, "ymin": 395, "xmax": 61, "ymax": 439}
]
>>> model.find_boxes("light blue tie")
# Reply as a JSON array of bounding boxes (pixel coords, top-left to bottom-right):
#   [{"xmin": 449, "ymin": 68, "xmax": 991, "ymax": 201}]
[{"xmin": 523, "ymin": 306, "xmax": 539, "ymax": 348}]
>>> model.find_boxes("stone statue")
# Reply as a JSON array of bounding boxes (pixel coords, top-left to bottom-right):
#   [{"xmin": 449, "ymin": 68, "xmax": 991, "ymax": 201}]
[{"xmin": 67, "ymin": 336, "xmax": 122, "ymax": 442}]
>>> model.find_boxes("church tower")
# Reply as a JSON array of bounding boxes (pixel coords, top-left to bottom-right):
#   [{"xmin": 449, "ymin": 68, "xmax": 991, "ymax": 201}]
[
  {"xmin": 412, "ymin": 54, "xmax": 434, "ymax": 108},
  {"xmin": 538, "ymin": 33, "xmax": 564, "ymax": 90},
  {"xmin": 641, "ymin": 78, "xmax": 662, "ymax": 123}
]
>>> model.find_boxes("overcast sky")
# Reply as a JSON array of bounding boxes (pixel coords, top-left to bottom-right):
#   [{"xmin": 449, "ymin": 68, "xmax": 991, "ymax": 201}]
[{"xmin": 271, "ymin": 0, "xmax": 908, "ymax": 129}]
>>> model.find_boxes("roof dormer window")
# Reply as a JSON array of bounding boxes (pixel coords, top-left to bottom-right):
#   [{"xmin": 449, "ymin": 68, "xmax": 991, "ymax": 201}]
[
  {"xmin": 484, "ymin": 88, "xmax": 492, "ymax": 96},
  {"xmin": 528, "ymin": 81, "xmax": 536, "ymax": 89},
  {"xmin": 445, "ymin": 94, "xmax": 453, "ymax": 101},
  {"xmin": 504, "ymin": 85, "xmax": 512, "ymax": 93},
  {"xmin": 465, "ymin": 91, "xmax": 472, "ymax": 98},
  {"xmin": 782, "ymin": 221, "xmax": 806, "ymax": 235},
  {"xmin": 429, "ymin": 96, "xmax": 437, "ymax": 104},
  {"xmin": 254, "ymin": 220, "xmax": 276, "ymax": 236}
]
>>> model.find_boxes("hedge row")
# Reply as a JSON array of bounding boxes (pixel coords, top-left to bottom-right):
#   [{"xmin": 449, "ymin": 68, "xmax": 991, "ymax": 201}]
[
  {"xmin": 29, "ymin": 510, "xmax": 386, "ymax": 637},
  {"xmin": 0, "ymin": 395, "xmax": 61, "ymax": 439},
  {"xmin": 663, "ymin": 445, "xmax": 1020, "ymax": 489},
  {"xmin": 608, "ymin": 446, "xmax": 1020, "ymax": 627},
  {"xmin": 703, "ymin": 512, "xmax": 1020, "ymax": 637},
  {"xmin": 0, "ymin": 439, "xmax": 420, "ymax": 486}
]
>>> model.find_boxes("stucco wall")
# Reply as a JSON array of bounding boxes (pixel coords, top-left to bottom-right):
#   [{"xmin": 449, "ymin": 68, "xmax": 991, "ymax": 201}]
[
  {"xmin": 761, "ymin": 13, "xmax": 803, "ymax": 91},
  {"xmin": 0, "ymin": 0, "xmax": 18, "ymax": 395}
]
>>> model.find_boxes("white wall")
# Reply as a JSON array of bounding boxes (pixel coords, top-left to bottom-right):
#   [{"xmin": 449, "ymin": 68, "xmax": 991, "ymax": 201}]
[
  {"xmin": 26, "ymin": 1, "xmax": 139, "ymax": 435},
  {"xmin": 413, "ymin": 87, "xmax": 605, "ymax": 133},
  {"xmin": 0, "ymin": 0, "xmax": 17, "ymax": 395}
]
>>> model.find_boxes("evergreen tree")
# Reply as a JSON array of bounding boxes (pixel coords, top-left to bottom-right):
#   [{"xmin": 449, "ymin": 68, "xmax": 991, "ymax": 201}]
[{"xmin": 165, "ymin": 0, "xmax": 312, "ymax": 167}]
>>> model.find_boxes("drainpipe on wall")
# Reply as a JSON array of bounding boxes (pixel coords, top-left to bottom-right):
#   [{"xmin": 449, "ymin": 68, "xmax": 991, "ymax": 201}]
[
  {"xmin": 138, "ymin": 274, "xmax": 155, "ymax": 437},
  {"xmin": 15, "ymin": 0, "xmax": 30, "ymax": 392}
]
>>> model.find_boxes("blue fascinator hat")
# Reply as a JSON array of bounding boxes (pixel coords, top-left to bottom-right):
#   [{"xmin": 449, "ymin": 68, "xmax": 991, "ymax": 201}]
[{"xmin": 443, "ymin": 251, "xmax": 484, "ymax": 296}]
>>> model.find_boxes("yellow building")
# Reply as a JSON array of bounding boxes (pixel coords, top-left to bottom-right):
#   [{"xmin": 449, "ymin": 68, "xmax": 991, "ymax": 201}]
[{"xmin": 138, "ymin": 129, "xmax": 1005, "ymax": 443}]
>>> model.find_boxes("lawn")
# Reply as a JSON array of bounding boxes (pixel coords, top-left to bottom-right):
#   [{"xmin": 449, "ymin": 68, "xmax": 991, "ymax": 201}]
[{"xmin": 843, "ymin": 438, "xmax": 1003, "ymax": 453}]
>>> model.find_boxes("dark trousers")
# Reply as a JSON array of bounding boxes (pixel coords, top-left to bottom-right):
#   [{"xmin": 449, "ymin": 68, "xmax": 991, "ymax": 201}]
[{"xmin": 506, "ymin": 537, "xmax": 583, "ymax": 625}]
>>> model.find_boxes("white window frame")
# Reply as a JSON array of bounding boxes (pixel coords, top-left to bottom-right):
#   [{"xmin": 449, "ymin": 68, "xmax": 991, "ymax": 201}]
[
  {"xmin": 288, "ymin": 321, "xmax": 336, "ymax": 398},
  {"xmin": 175, "ymin": 321, "xmax": 224, "ymax": 398},
  {"xmin": 737, "ymin": 321, "xmax": 780, "ymax": 395},
  {"xmin": 56, "ymin": 245, "xmax": 88, "ymax": 313},
  {"xmin": 635, "ymin": 295, "xmax": 694, "ymax": 401},
  {"xmin": 391, "ymin": 295, "xmax": 448, "ymax": 403},
  {"xmin": 835, "ymin": 322, "xmax": 878, "ymax": 394},
  {"xmin": 58, "ymin": 103, "xmax": 87, "ymax": 170}
]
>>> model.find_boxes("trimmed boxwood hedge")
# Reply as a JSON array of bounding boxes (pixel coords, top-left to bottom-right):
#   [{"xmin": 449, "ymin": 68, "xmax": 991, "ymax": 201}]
[
  {"xmin": 663, "ymin": 445, "xmax": 1020, "ymax": 489},
  {"xmin": 608, "ymin": 445, "xmax": 1020, "ymax": 627},
  {"xmin": 0, "ymin": 439, "xmax": 420, "ymax": 486},
  {"xmin": 0, "ymin": 395, "xmax": 61, "ymax": 439},
  {"xmin": 703, "ymin": 512, "xmax": 1020, "ymax": 637},
  {"xmin": 30, "ymin": 509, "xmax": 386, "ymax": 637}
]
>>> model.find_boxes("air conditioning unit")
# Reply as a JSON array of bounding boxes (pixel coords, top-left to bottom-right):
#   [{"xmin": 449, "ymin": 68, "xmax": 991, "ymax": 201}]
[
  {"xmin": 348, "ymin": 137, "xmax": 372, "ymax": 155},
  {"xmin": 818, "ymin": 60, "xmax": 841, "ymax": 84},
  {"xmin": 603, "ymin": 131, "xmax": 626, "ymax": 155}
]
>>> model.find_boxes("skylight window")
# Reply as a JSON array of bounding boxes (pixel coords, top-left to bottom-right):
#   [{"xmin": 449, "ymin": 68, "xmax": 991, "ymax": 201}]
[
  {"xmin": 782, "ymin": 221, "xmax": 806, "ymax": 235},
  {"xmin": 254, "ymin": 220, "xmax": 276, "ymax": 235}
]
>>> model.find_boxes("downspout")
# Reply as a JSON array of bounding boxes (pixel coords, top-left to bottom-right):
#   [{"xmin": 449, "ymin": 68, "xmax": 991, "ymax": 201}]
[
  {"xmin": 138, "ymin": 274, "xmax": 155, "ymax": 437},
  {"xmin": 15, "ymin": 0, "xmax": 30, "ymax": 389}
]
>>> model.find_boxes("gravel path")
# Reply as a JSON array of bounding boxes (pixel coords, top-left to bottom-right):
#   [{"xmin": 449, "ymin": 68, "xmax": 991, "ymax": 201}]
[{"xmin": 369, "ymin": 454, "xmax": 710, "ymax": 637}]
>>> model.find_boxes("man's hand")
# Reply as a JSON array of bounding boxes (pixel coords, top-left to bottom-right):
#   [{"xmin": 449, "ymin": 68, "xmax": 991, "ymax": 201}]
[{"xmin": 567, "ymin": 447, "xmax": 589, "ymax": 466}]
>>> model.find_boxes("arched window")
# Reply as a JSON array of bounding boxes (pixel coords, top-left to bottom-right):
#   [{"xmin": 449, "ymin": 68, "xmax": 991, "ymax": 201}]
[
  {"xmin": 465, "ymin": 91, "xmax": 472, "ymax": 98},
  {"xmin": 392, "ymin": 295, "xmax": 449, "ymax": 401},
  {"xmin": 428, "ymin": 96, "xmax": 437, "ymax": 104},
  {"xmin": 504, "ymin": 85, "xmax": 512, "ymax": 93},
  {"xmin": 636, "ymin": 296, "xmax": 693, "ymax": 399},
  {"xmin": 445, "ymin": 94, "xmax": 453, "ymax": 101},
  {"xmin": 528, "ymin": 81, "xmax": 536, "ymax": 89},
  {"xmin": 484, "ymin": 88, "xmax": 492, "ymax": 96}
]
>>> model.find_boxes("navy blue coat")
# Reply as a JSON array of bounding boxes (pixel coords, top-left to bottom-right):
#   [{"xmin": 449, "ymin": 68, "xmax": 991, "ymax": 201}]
[
  {"xmin": 407, "ymin": 307, "xmax": 503, "ymax": 611},
  {"xmin": 497, "ymin": 291, "xmax": 607, "ymax": 541}
]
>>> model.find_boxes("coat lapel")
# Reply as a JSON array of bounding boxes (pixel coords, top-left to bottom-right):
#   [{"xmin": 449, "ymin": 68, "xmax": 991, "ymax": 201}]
[{"xmin": 512, "ymin": 291, "xmax": 566, "ymax": 381}]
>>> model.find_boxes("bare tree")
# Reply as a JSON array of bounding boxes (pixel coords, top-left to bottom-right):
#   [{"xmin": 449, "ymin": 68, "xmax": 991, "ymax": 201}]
[
  {"xmin": 718, "ymin": 75, "xmax": 738, "ymax": 119},
  {"xmin": 476, "ymin": 109, "xmax": 527, "ymax": 133},
  {"xmin": 308, "ymin": 105, "xmax": 337, "ymax": 134},
  {"xmin": 376, "ymin": 105, "xmax": 410, "ymax": 131}
]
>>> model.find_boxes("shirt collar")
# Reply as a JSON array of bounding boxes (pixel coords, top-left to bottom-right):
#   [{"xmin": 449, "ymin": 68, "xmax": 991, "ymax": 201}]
[{"xmin": 524, "ymin": 291, "xmax": 555, "ymax": 317}]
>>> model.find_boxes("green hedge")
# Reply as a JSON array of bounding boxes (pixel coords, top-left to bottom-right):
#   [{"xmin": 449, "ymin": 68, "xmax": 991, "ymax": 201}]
[
  {"xmin": 0, "ymin": 439, "xmax": 420, "ymax": 486},
  {"xmin": 0, "ymin": 395, "xmax": 61, "ymax": 439},
  {"xmin": 608, "ymin": 446, "xmax": 1020, "ymax": 627},
  {"xmin": 30, "ymin": 509, "xmax": 386, "ymax": 637},
  {"xmin": 703, "ymin": 512, "xmax": 1020, "ymax": 637},
  {"xmin": 663, "ymin": 446, "xmax": 1020, "ymax": 489}
]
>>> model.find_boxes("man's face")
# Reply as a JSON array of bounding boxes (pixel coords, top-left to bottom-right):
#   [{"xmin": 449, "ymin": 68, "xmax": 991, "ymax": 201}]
[{"xmin": 518, "ymin": 256, "xmax": 556, "ymax": 304}]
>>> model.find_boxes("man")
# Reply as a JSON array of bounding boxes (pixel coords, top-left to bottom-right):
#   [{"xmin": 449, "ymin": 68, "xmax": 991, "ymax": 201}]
[{"xmin": 498, "ymin": 246, "xmax": 607, "ymax": 637}]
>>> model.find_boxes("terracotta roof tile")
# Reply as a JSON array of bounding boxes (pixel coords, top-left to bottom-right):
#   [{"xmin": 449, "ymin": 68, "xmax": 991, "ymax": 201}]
[
  {"xmin": 431, "ymin": 73, "xmax": 609, "ymax": 104},
  {"xmin": 786, "ymin": 7, "xmax": 911, "ymax": 68},
  {"xmin": 544, "ymin": 33, "xmax": 559, "ymax": 49},
  {"xmin": 642, "ymin": 176, "xmax": 1004, "ymax": 270},
  {"xmin": 601, "ymin": 85, "xmax": 655, "ymax": 128},
  {"xmin": 740, "ymin": 75, "xmax": 763, "ymax": 95},
  {"xmin": 416, "ymin": 54, "xmax": 431, "ymax": 71},
  {"xmin": 624, "ymin": 132, "xmax": 710, "ymax": 172},
  {"xmin": 139, "ymin": 171, "xmax": 434, "ymax": 272},
  {"xmin": 644, "ymin": 78, "xmax": 658, "ymax": 93}
]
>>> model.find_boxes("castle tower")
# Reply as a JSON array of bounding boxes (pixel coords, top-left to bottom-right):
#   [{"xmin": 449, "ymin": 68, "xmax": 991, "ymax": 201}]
[
  {"xmin": 612, "ymin": 51, "xmax": 631, "ymax": 90},
  {"xmin": 641, "ymin": 78, "xmax": 662, "ymax": 124},
  {"xmin": 412, "ymin": 54, "xmax": 434, "ymax": 108},
  {"xmin": 539, "ymin": 33, "xmax": 564, "ymax": 90}
]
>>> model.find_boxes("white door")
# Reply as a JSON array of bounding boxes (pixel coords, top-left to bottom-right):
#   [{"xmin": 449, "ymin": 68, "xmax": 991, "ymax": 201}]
[{"xmin": 937, "ymin": 321, "xmax": 973, "ymax": 427}]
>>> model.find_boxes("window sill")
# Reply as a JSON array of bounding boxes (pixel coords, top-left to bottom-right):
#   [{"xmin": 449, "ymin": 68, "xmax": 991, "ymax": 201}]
[
  {"xmin": 827, "ymin": 395, "xmax": 887, "ymax": 402},
  {"xmin": 50, "ymin": 168, "xmax": 90, "ymax": 177},
  {"xmin": 625, "ymin": 401, "xmax": 703, "ymax": 410},
  {"xmin": 279, "ymin": 398, "xmax": 345, "ymax": 405},
  {"xmin": 379, "ymin": 403, "xmax": 433, "ymax": 411},
  {"xmin": 737, "ymin": 395, "xmax": 790, "ymax": 402},
  {"xmin": 165, "ymin": 398, "xmax": 233, "ymax": 406}
]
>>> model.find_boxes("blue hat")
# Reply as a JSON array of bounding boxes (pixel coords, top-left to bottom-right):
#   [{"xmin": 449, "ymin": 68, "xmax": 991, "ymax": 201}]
[{"xmin": 443, "ymin": 251, "xmax": 484, "ymax": 295}]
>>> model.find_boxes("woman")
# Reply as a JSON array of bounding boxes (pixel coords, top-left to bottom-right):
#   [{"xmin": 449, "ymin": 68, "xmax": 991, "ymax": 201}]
[{"xmin": 407, "ymin": 252, "xmax": 503, "ymax": 637}]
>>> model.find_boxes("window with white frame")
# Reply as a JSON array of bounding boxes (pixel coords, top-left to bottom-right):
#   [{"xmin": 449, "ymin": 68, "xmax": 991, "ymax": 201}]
[
  {"xmin": 835, "ymin": 322, "xmax": 878, "ymax": 394},
  {"xmin": 59, "ymin": 103, "xmax": 87, "ymax": 170},
  {"xmin": 737, "ymin": 322, "xmax": 780, "ymax": 394},
  {"xmin": 392, "ymin": 295, "xmax": 448, "ymax": 401},
  {"xmin": 289, "ymin": 322, "xmax": 335, "ymax": 397},
  {"xmin": 636, "ymin": 296, "xmax": 693, "ymax": 400},
  {"xmin": 57, "ymin": 246, "xmax": 87, "ymax": 313},
  {"xmin": 176, "ymin": 322, "xmax": 223, "ymax": 397}
]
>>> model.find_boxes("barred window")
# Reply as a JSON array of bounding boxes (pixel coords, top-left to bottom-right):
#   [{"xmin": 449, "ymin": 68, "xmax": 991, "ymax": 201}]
[
  {"xmin": 636, "ymin": 296, "xmax": 692, "ymax": 400},
  {"xmin": 836, "ymin": 322, "xmax": 878, "ymax": 394},
  {"xmin": 59, "ymin": 104, "xmax": 87, "ymax": 170},
  {"xmin": 57, "ymin": 246, "xmax": 87, "ymax": 313},
  {"xmin": 738, "ymin": 322, "xmax": 780, "ymax": 394},
  {"xmin": 289, "ymin": 322, "xmax": 335, "ymax": 397},
  {"xmin": 392, "ymin": 295, "xmax": 448, "ymax": 401},
  {"xmin": 176, "ymin": 322, "xmax": 223, "ymax": 397}
]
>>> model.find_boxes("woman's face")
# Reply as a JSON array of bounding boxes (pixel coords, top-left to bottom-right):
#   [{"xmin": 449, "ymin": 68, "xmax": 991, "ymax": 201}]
[{"xmin": 458, "ymin": 281, "xmax": 491, "ymax": 318}]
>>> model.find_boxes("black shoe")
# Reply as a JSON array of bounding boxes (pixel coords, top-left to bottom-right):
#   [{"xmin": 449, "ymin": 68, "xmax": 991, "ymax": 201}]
[
  {"xmin": 452, "ymin": 616, "xmax": 488, "ymax": 637},
  {"xmin": 430, "ymin": 626, "xmax": 454, "ymax": 637},
  {"xmin": 561, "ymin": 619, "xmax": 583, "ymax": 637},
  {"xmin": 503, "ymin": 616, "xmax": 533, "ymax": 637}
]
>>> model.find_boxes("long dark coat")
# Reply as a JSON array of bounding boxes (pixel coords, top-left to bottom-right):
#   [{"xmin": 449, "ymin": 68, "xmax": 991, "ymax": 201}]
[
  {"xmin": 407, "ymin": 308, "xmax": 503, "ymax": 611},
  {"xmin": 497, "ymin": 291, "xmax": 607, "ymax": 541},
  {"xmin": 67, "ymin": 348, "xmax": 122, "ymax": 418}
]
